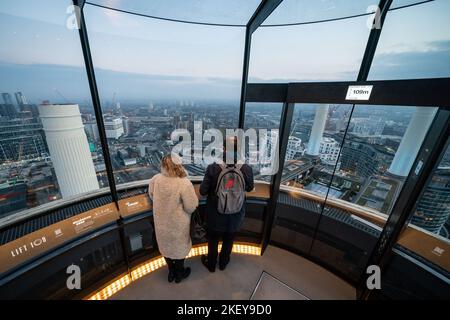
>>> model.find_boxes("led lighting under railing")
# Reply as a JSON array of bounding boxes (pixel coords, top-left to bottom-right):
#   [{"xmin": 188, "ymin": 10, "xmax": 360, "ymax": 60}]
[{"xmin": 87, "ymin": 243, "xmax": 261, "ymax": 300}]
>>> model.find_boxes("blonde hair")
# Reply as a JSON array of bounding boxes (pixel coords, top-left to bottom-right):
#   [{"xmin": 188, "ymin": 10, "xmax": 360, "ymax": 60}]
[{"xmin": 161, "ymin": 154, "xmax": 187, "ymax": 178}]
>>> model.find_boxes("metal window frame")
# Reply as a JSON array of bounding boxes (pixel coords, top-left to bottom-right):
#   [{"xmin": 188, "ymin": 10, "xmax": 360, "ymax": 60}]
[
  {"xmin": 73, "ymin": 0, "xmax": 131, "ymax": 271},
  {"xmin": 73, "ymin": 0, "xmax": 117, "ymax": 207},
  {"xmin": 239, "ymin": 0, "xmax": 283, "ymax": 128}
]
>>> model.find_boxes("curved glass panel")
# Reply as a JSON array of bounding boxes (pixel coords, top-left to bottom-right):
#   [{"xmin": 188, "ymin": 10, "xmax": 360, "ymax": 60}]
[
  {"xmin": 273, "ymin": 102, "xmax": 438, "ymax": 281},
  {"xmin": 88, "ymin": 0, "xmax": 262, "ymax": 25},
  {"xmin": 0, "ymin": 0, "xmax": 109, "ymax": 218},
  {"xmin": 369, "ymin": 0, "xmax": 450, "ymax": 80},
  {"xmin": 279, "ymin": 104, "xmax": 353, "ymax": 192},
  {"xmin": 391, "ymin": 0, "xmax": 434, "ymax": 9},
  {"xmin": 249, "ymin": 15, "xmax": 371, "ymax": 82},
  {"xmin": 272, "ymin": 103, "xmax": 353, "ymax": 254},
  {"xmin": 262, "ymin": 0, "xmax": 376, "ymax": 25},
  {"xmin": 309, "ymin": 105, "xmax": 438, "ymax": 281},
  {"xmin": 84, "ymin": 5, "xmax": 243, "ymax": 184}
]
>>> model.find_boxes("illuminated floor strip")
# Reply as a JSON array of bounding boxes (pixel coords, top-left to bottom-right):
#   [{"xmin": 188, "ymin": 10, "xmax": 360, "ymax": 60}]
[{"xmin": 87, "ymin": 243, "xmax": 261, "ymax": 300}]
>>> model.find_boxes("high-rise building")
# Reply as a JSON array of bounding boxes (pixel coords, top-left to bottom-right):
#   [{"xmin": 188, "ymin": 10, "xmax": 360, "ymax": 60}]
[
  {"xmin": 122, "ymin": 116, "xmax": 129, "ymax": 136},
  {"xmin": 104, "ymin": 117, "xmax": 124, "ymax": 139},
  {"xmin": 0, "ymin": 93, "xmax": 18, "ymax": 118},
  {"xmin": 352, "ymin": 117, "xmax": 385, "ymax": 136},
  {"xmin": 259, "ymin": 130, "xmax": 279, "ymax": 176},
  {"xmin": 319, "ymin": 137, "xmax": 340, "ymax": 165},
  {"xmin": 2, "ymin": 93, "xmax": 14, "ymax": 105},
  {"xmin": 14, "ymin": 92, "xmax": 28, "ymax": 106},
  {"xmin": 286, "ymin": 136, "xmax": 302, "ymax": 160},
  {"xmin": 411, "ymin": 146, "xmax": 450, "ymax": 235},
  {"xmin": 340, "ymin": 140, "xmax": 384, "ymax": 178},
  {"xmin": 412, "ymin": 168, "xmax": 450, "ymax": 234},
  {"xmin": 39, "ymin": 104, "xmax": 99, "ymax": 198},
  {"xmin": 138, "ymin": 144, "xmax": 146, "ymax": 157},
  {"xmin": 84, "ymin": 121, "xmax": 99, "ymax": 142}
]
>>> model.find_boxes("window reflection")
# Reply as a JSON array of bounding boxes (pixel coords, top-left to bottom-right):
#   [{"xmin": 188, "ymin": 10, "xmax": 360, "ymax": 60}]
[
  {"xmin": 281, "ymin": 105, "xmax": 438, "ymax": 220},
  {"xmin": 411, "ymin": 141, "xmax": 450, "ymax": 240},
  {"xmin": 280, "ymin": 104, "xmax": 352, "ymax": 197}
]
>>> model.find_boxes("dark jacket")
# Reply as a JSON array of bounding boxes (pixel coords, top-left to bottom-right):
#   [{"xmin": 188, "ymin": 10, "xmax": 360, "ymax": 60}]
[{"xmin": 199, "ymin": 163, "xmax": 254, "ymax": 233}]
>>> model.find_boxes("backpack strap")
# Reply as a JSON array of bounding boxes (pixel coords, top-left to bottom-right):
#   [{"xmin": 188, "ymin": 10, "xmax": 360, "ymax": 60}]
[
  {"xmin": 216, "ymin": 163, "xmax": 232, "ymax": 194},
  {"xmin": 233, "ymin": 164, "xmax": 245, "ymax": 189}
]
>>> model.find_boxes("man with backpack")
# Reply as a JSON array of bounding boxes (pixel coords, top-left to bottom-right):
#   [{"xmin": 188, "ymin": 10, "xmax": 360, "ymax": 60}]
[{"xmin": 199, "ymin": 136, "xmax": 254, "ymax": 272}]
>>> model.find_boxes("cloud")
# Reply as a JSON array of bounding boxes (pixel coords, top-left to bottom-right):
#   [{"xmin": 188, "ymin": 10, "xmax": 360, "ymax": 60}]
[
  {"xmin": 0, "ymin": 62, "xmax": 241, "ymax": 103},
  {"xmin": 369, "ymin": 40, "xmax": 450, "ymax": 80},
  {"xmin": 1, "ymin": 40, "xmax": 448, "ymax": 103}
]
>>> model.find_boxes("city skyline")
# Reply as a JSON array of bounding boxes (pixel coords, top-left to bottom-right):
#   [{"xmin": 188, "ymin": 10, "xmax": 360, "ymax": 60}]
[{"xmin": 1, "ymin": 86, "xmax": 448, "ymax": 239}]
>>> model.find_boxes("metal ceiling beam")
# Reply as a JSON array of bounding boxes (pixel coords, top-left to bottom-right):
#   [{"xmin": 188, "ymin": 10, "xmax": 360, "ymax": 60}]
[
  {"xmin": 261, "ymin": 102, "xmax": 294, "ymax": 253},
  {"xmin": 357, "ymin": 0, "xmax": 393, "ymax": 81},
  {"xmin": 248, "ymin": 0, "xmax": 283, "ymax": 34},
  {"xmin": 239, "ymin": 0, "xmax": 283, "ymax": 129},
  {"xmin": 73, "ymin": 0, "xmax": 86, "ymax": 10},
  {"xmin": 72, "ymin": 0, "xmax": 118, "ymax": 208}
]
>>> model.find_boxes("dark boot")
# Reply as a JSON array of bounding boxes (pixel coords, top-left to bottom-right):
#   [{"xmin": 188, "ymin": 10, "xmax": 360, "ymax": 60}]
[
  {"xmin": 174, "ymin": 259, "xmax": 191, "ymax": 283},
  {"xmin": 201, "ymin": 254, "xmax": 215, "ymax": 272},
  {"xmin": 219, "ymin": 232, "xmax": 234, "ymax": 271},
  {"xmin": 164, "ymin": 257, "xmax": 175, "ymax": 283}
]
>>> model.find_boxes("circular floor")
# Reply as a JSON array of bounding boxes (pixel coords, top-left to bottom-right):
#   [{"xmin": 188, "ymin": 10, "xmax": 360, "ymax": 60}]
[{"xmin": 110, "ymin": 246, "xmax": 355, "ymax": 300}]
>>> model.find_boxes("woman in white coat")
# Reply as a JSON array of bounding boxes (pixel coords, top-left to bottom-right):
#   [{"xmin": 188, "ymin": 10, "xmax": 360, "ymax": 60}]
[{"xmin": 148, "ymin": 154, "xmax": 198, "ymax": 283}]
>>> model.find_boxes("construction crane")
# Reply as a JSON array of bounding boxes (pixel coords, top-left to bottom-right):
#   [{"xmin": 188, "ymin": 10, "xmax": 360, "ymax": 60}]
[
  {"xmin": 54, "ymin": 89, "xmax": 69, "ymax": 103},
  {"xmin": 290, "ymin": 119, "xmax": 297, "ymax": 136},
  {"xmin": 112, "ymin": 92, "xmax": 116, "ymax": 109}
]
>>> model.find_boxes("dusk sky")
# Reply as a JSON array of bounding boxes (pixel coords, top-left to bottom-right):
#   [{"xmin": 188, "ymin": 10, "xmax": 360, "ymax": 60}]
[{"xmin": 0, "ymin": 0, "xmax": 449, "ymax": 103}]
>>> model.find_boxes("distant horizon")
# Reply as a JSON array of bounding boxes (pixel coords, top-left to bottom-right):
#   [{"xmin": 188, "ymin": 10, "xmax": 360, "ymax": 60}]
[{"xmin": 1, "ymin": 0, "xmax": 449, "ymax": 103}]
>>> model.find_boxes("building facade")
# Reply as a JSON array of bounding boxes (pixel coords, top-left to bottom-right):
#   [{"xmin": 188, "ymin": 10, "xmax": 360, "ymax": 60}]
[
  {"xmin": 104, "ymin": 117, "xmax": 124, "ymax": 139},
  {"xmin": 0, "ymin": 117, "xmax": 47, "ymax": 162}
]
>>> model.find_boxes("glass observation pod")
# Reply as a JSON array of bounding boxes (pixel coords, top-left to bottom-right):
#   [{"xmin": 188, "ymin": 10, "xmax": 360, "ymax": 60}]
[{"xmin": 0, "ymin": 0, "xmax": 449, "ymax": 300}]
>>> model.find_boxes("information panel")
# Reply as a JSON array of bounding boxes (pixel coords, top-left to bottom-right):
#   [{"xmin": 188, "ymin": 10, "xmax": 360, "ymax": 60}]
[{"xmin": 0, "ymin": 203, "xmax": 119, "ymax": 274}]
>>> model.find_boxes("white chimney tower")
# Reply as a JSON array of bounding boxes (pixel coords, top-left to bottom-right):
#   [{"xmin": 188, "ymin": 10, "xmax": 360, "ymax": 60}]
[
  {"xmin": 307, "ymin": 104, "xmax": 329, "ymax": 156},
  {"xmin": 39, "ymin": 104, "xmax": 99, "ymax": 198},
  {"xmin": 388, "ymin": 107, "xmax": 436, "ymax": 177}
]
